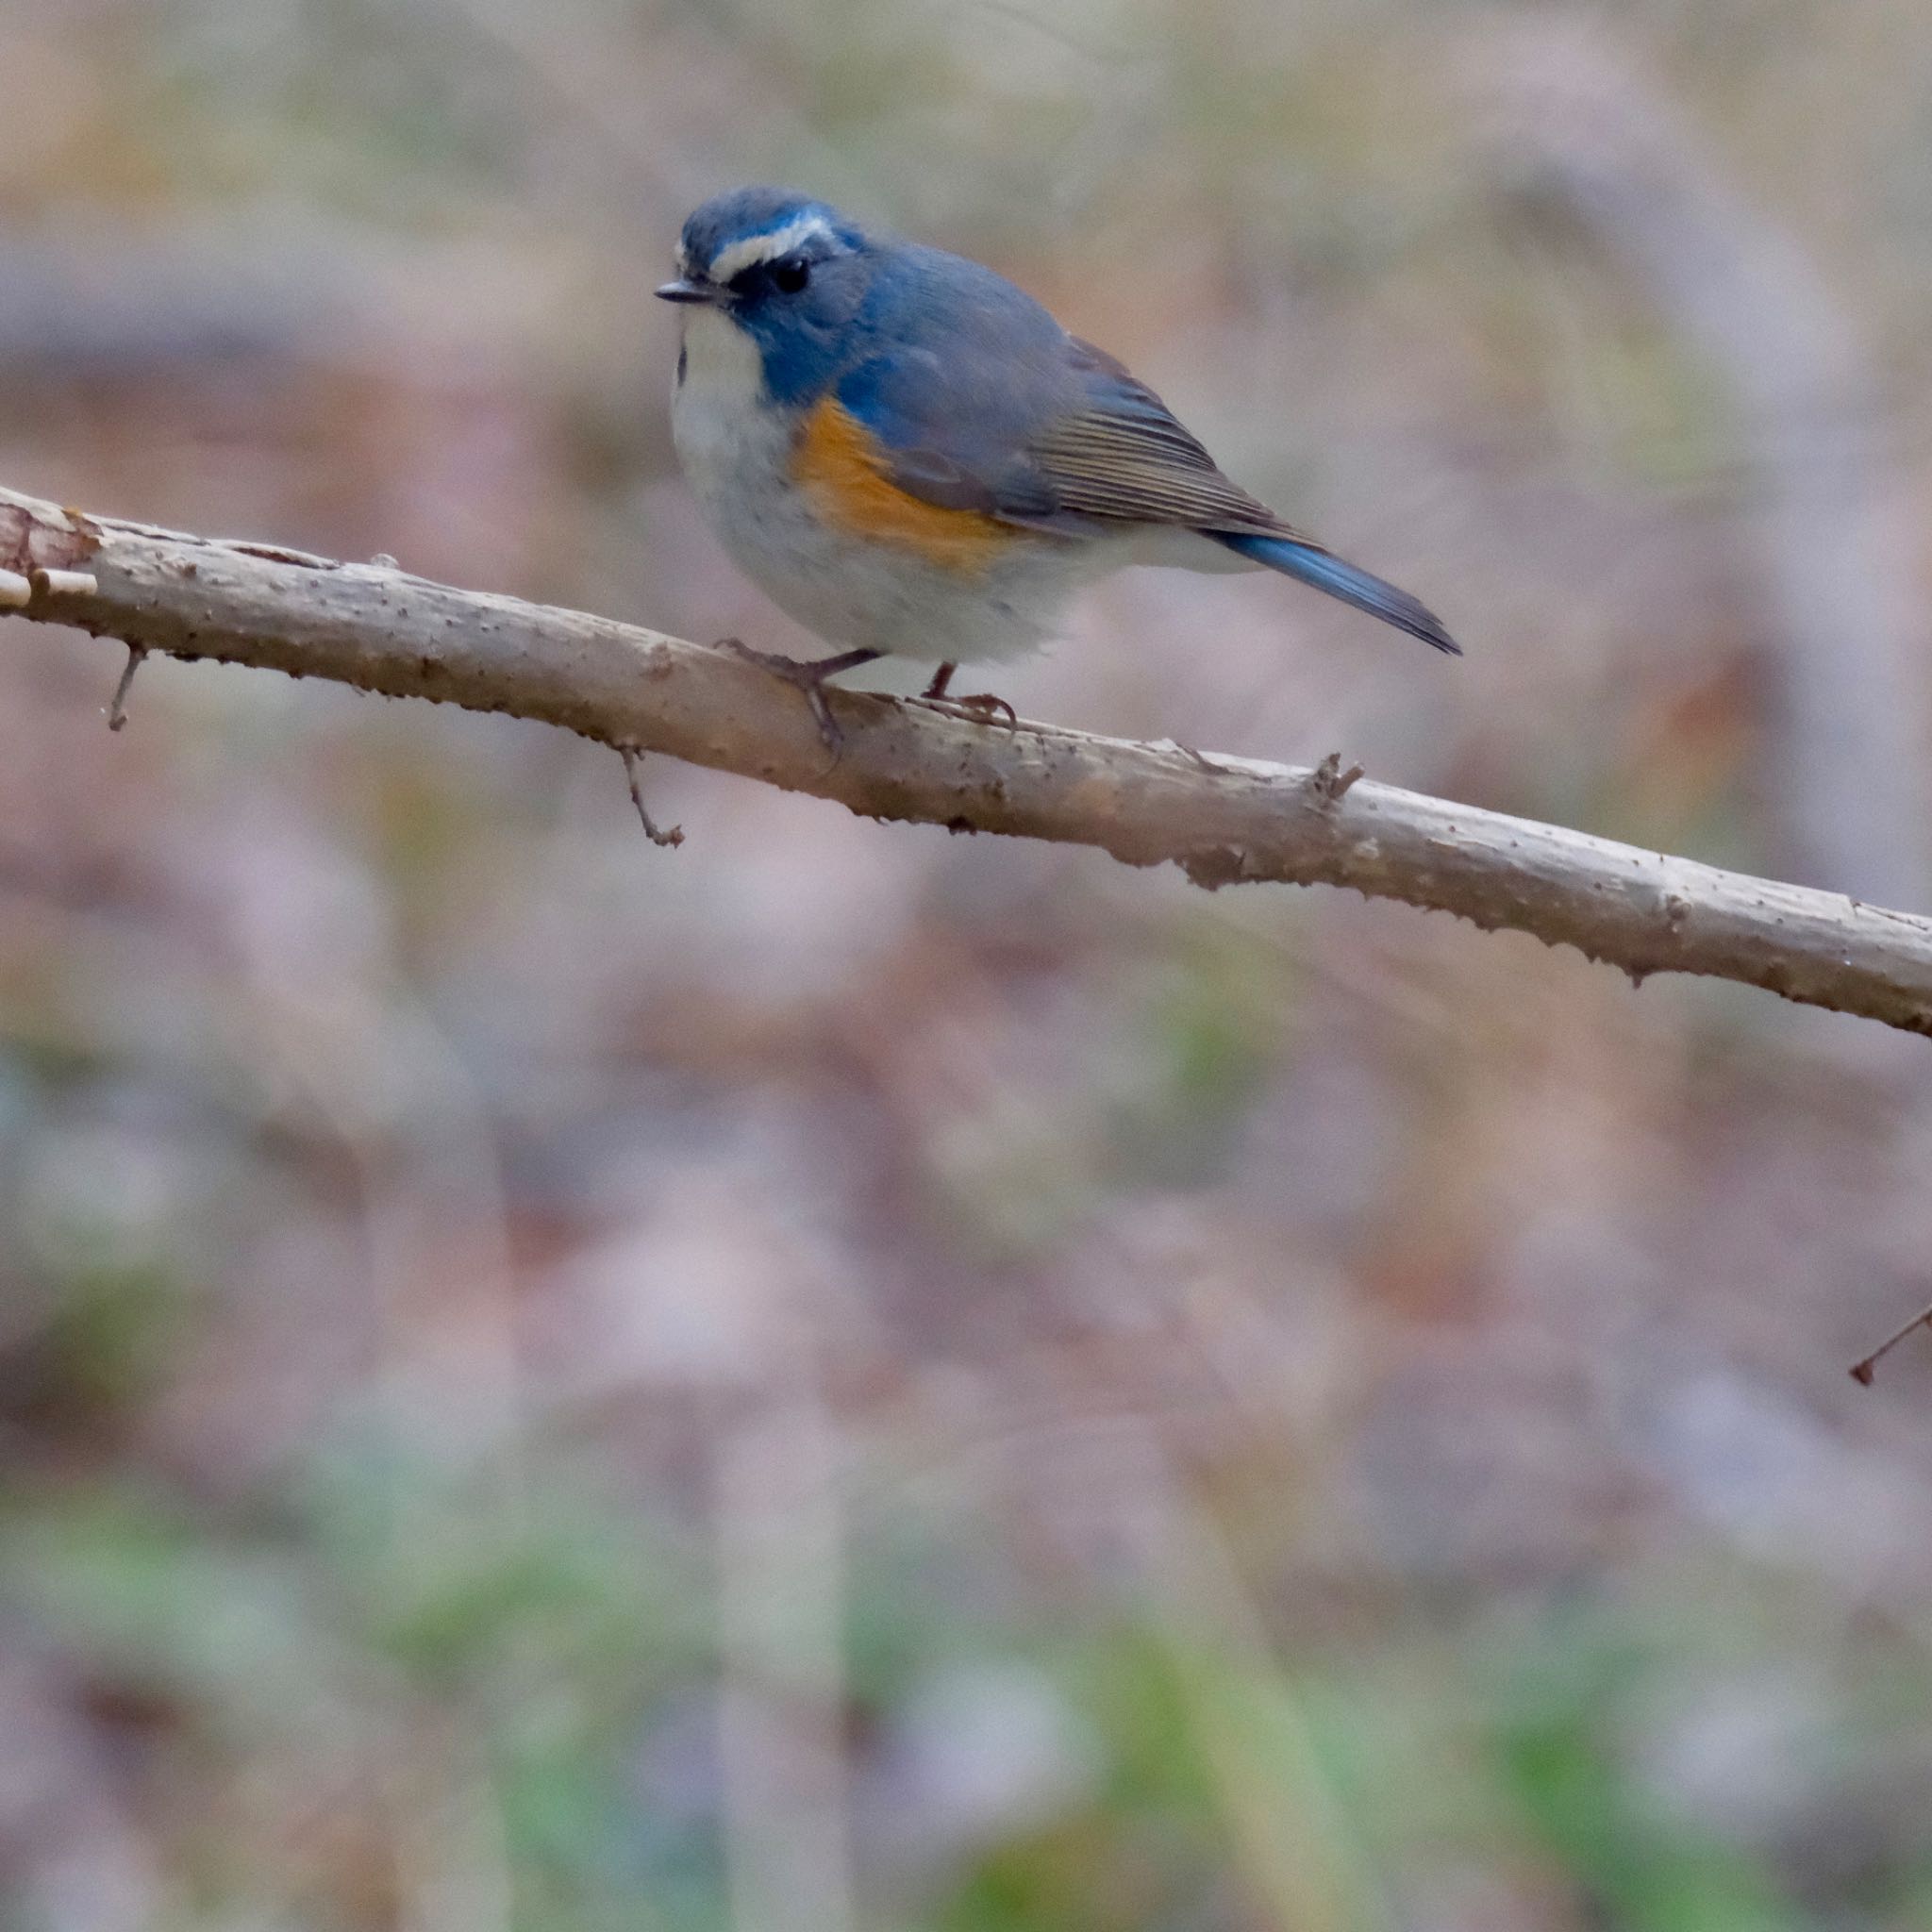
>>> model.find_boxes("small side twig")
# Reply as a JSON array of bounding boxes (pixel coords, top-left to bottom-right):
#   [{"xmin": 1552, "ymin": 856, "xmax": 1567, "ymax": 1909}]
[
  {"xmin": 106, "ymin": 645, "xmax": 146, "ymax": 732},
  {"xmin": 620, "ymin": 745, "xmax": 684, "ymax": 848},
  {"xmin": 1850, "ymin": 1301, "xmax": 1932, "ymax": 1386}
]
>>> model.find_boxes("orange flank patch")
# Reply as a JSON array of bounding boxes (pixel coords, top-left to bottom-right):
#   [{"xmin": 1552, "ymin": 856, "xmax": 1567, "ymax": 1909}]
[{"xmin": 793, "ymin": 399, "xmax": 1014, "ymax": 572}]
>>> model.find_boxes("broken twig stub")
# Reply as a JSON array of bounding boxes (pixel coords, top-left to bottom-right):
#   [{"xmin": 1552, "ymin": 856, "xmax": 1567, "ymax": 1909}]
[{"xmin": 1307, "ymin": 751, "xmax": 1366, "ymax": 807}]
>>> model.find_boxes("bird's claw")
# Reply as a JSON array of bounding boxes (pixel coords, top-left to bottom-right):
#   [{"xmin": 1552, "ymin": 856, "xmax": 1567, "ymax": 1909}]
[{"xmin": 923, "ymin": 691, "xmax": 1019, "ymax": 730}]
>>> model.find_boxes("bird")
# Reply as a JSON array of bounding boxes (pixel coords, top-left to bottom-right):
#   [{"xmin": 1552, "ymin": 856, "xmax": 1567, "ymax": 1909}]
[{"xmin": 657, "ymin": 186, "xmax": 1458, "ymax": 749}]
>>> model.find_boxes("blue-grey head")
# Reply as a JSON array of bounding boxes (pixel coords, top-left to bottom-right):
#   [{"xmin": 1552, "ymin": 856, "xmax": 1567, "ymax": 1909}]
[{"xmin": 657, "ymin": 188, "xmax": 879, "ymax": 406}]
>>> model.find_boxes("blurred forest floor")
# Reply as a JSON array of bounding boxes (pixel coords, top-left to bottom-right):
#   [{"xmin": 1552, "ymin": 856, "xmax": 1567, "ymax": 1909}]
[{"xmin": 3, "ymin": 4, "xmax": 1932, "ymax": 1929}]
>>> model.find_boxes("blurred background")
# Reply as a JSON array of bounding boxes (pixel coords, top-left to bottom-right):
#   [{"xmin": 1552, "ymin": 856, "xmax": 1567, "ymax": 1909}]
[{"xmin": 5, "ymin": 2, "xmax": 1932, "ymax": 1927}]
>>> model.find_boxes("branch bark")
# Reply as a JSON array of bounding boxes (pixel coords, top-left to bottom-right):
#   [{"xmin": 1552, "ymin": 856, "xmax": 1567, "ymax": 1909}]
[{"xmin": 6, "ymin": 482, "xmax": 1932, "ymax": 1038}]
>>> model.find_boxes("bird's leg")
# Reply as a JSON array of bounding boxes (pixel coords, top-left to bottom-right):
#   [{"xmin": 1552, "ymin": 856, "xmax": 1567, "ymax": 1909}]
[
  {"xmin": 719, "ymin": 641, "xmax": 883, "ymax": 754},
  {"xmin": 917, "ymin": 660, "xmax": 1018, "ymax": 730}
]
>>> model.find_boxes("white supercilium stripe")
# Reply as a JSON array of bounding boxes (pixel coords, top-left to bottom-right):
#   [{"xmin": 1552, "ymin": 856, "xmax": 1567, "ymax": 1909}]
[{"xmin": 707, "ymin": 214, "xmax": 836, "ymax": 283}]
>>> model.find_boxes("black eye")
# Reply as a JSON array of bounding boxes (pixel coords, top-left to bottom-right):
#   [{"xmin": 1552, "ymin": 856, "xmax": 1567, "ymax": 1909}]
[{"xmin": 771, "ymin": 256, "xmax": 810, "ymax": 294}]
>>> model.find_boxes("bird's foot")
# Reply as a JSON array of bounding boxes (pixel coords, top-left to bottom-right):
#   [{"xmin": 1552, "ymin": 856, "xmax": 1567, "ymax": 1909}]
[
  {"xmin": 916, "ymin": 665, "xmax": 1017, "ymax": 729},
  {"xmin": 718, "ymin": 639, "xmax": 880, "ymax": 757},
  {"xmin": 924, "ymin": 691, "xmax": 1020, "ymax": 730}
]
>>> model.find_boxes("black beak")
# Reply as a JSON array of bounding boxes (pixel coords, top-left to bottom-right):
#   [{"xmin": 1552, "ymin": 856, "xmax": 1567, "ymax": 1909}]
[{"xmin": 656, "ymin": 277, "xmax": 722, "ymax": 306}]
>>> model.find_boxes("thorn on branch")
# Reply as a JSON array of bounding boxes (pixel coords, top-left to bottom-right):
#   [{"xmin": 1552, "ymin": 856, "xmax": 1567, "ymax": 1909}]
[
  {"xmin": 620, "ymin": 746, "xmax": 684, "ymax": 849},
  {"xmin": 1162, "ymin": 738, "xmax": 1231, "ymax": 775},
  {"xmin": 1307, "ymin": 751, "xmax": 1365, "ymax": 808},
  {"xmin": 1850, "ymin": 1300, "xmax": 1932, "ymax": 1386},
  {"xmin": 106, "ymin": 646, "xmax": 146, "ymax": 732}
]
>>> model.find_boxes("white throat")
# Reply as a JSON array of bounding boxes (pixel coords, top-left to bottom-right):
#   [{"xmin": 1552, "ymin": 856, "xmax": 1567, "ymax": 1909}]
[
  {"xmin": 677, "ymin": 305, "xmax": 763, "ymax": 401},
  {"xmin": 670, "ymin": 307, "xmax": 780, "ymax": 511}
]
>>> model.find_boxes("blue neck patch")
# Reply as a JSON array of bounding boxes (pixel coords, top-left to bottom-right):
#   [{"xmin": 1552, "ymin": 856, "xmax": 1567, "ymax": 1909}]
[{"xmin": 734, "ymin": 306, "xmax": 846, "ymax": 410}]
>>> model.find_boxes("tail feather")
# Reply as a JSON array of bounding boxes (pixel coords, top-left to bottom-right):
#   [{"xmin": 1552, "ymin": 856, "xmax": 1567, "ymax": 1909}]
[{"xmin": 1216, "ymin": 531, "xmax": 1460, "ymax": 656}]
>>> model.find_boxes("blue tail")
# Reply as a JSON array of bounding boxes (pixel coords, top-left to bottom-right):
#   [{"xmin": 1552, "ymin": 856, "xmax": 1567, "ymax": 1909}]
[{"xmin": 1217, "ymin": 532, "xmax": 1460, "ymax": 656}]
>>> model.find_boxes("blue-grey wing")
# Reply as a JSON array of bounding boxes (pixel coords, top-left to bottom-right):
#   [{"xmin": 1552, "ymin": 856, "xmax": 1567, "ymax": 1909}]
[
  {"xmin": 1024, "ymin": 339, "xmax": 1299, "ymax": 536},
  {"xmin": 834, "ymin": 264, "xmax": 1461, "ymax": 653},
  {"xmin": 833, "ymin": 251, "xmax": 1300, "ymax": 537}
]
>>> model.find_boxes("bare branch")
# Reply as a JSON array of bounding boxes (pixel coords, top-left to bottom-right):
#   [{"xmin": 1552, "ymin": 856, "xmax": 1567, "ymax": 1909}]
[{"xmin": 6, "ymin": 481, "xmax": 1932, "ymax": 1037}]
